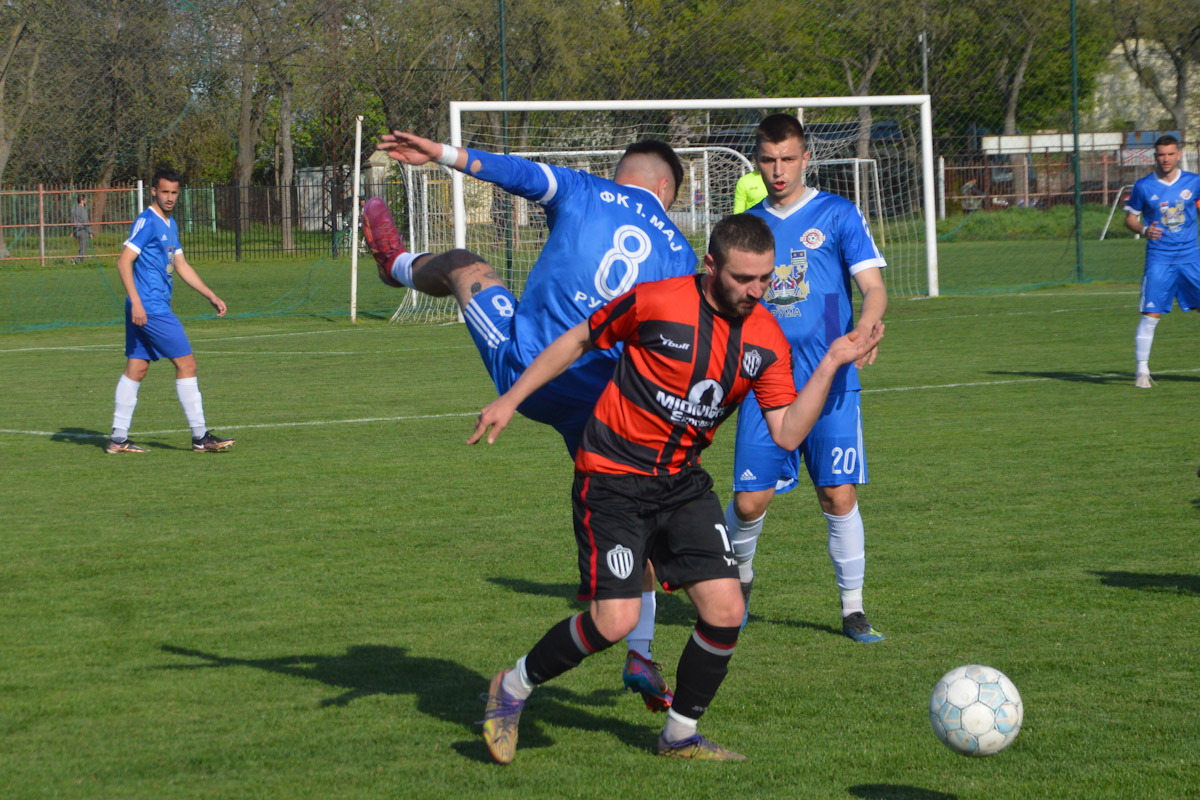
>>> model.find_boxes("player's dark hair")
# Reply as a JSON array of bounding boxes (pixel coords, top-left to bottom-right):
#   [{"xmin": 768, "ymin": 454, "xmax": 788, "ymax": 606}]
[
  {"xmin": 152, "ymin": 167, "xmax": 181, "ymax": 189},
  {"xmin": 77, "ymin": 194, "xmax": 86, "ymax": 203},
  {"xmin": 755, "ymin": 113, "xmax": 806, "ymax": 150},
  {"xmin": 620, "ymin": 139, "xmax": 684, "ymax": 201},
  {"xmin": 1155, "ymin": 134, "xmax": 1180, "ymax": 149},
  {"xmin": 708, "ymin": 213, "xmax": 775, "ymax": 266}
]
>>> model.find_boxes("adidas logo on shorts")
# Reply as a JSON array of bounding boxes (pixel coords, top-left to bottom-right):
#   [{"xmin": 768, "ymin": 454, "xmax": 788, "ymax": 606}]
[{"xmin": 739, "ymin": 469, "xmax": 756, "ymax": 481}]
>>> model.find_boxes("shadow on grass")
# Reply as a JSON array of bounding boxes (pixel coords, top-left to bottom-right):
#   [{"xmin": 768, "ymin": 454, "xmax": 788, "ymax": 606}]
[
  {"xmin": 486, "ymin": 577, "xmax": 697, "ymax": 626},
  {"xmin": 989, "ymin": 369, "xmax": 1200, "ymax": 385},
  {"xmin": 50, "ymin": 426, "xmax": 190, "ymax": 451},
  {"xmin": 160, "ymin": 643, "xmax": 657, "ymax": 762},
  {"xmin": 1091, "ymin": 570, "xmax": 1200, "ymax": 595},
  {"xmin": 850, "ymin": 785, "xmax": 957, "ymax": 800}
]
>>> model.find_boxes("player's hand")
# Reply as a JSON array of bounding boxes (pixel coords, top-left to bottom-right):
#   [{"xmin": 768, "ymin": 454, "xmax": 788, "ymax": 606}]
[
  {"xmin": 1145, "ymin": 222, "xmax": 1162, "ymax": 240},
  {"xmin": 209, "ymin": 295, "xmax": 227, "ymax": 317},
  {"xmin": 827, "ymin": 323, "xmax": 884, "ymax": 367},
  {"xmin": 130, "ymin": 300, "xmax": 147, "ymax": 327},
  {"xmin": 852, "ymin": 323, "xmax": 882, "ymax": 368},
  {"xmin": 468, "ymin": 398, "xmax": 517, "ymax": 446},
  {"xmin": 376, "ymin": 131, "xmax": 441, "ymax": 166}
]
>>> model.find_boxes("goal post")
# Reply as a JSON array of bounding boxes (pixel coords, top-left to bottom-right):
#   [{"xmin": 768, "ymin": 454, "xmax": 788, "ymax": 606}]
[{"xmin": 387, "ymin": 95, "xmax": 938, "ymax": 324}]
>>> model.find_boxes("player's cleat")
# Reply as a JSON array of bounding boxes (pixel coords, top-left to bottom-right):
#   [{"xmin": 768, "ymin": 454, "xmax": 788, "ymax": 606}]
[
  {"xmin": 361, "ymin": 197, "xmax": 406, "ymax": 288},
  {"xmin": 1134, "ymin": 373, "xmax": 1154, "ymax": 389},
  {"xmin": 739, "ymin": 578, "xmax": 753, "ymax": 630},
  {"xmin": 622, "ymin": 651, "xmax": 673, "ymax": 712},
  {"xmin": 192, "ymin": 431, "xmax": 235, "ymax": 452},
  {"xmin": 105, "ymin": 438, "xmax": 148, "ymax": 454},
  {"xmin": 480, "ymin": 670, "xmax": 525, "ymax": 765},
  {"xmin": 842, "ymin": 611, "xmax": 885, "ymax": 643},
  {"xmin": 656, "ymin": 732, "xmax": 746, "ymax": 761}
]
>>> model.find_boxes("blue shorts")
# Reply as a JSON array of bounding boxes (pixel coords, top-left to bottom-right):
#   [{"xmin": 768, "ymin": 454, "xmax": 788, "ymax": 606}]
[
  {"xmin": 1140, "ymin": 256, "xmax": 1200, "ymax": 313},
  {"xmin": 732, "ymin": 389, "xmax": 866, "ymax": 493},
  {"xmin": 125, "ymin": 305, "xmax": 192, "ymax": 362},
  {"xmin": 462, "ymin": 286, "xmax": 608, "ymax": 457}
]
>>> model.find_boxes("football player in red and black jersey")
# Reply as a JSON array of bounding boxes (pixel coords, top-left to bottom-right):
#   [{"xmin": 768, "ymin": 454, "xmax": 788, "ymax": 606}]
[{"xmin": 471, "ymin": 214, "xmax": 884, "ymax": 764}]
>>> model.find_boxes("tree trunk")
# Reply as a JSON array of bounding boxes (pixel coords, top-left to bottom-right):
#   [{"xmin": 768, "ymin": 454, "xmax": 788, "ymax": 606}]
[{"xmin": 280, "ymin": 79, "xmax": 294, "ymax": 252}]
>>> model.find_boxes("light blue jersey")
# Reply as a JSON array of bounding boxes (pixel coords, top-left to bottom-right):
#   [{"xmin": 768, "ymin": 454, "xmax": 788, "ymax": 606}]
[
  {"xmin": 123, "ymin": 207, "xmax": 182, "ymax": 316},
  {"xmin": 462, "ymin": 148, "xmax": 698, "ymax": 402},
  {"xmin": 746, "ymin": 187, "xmax": 885, "ymax": 392},
  {"xmin": 1124, "ymin": 170, "xmax": 1200, "ymax": 259}
]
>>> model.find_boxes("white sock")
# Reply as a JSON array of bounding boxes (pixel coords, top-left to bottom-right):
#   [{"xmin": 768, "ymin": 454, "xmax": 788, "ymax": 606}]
[
  {"xmin": 175, "ymin": 377, "xmax": 207, "ymax": 439},
  {"xmin": 826, "ymin": 503, "xmax": 866, "ymax": 616},
  {"xmin": 726, "ymin": 500, "xmax": 765, "ymax": 584},
  {"xmin": 501, "ymin": 655, "xmax": 534, "ymax": 700},
  {"xmin": 1135, "ymin": 315, "xmax": 1159, "ymax": 369},
  {"xmin": 662, "ymin": 708, "xmax": 699, "ymax": 743},
  {"xmin": 112, "ymin": 375, "xmax": 141, "ymax": 440},
  {"xmin": 389, "ymin": 251, "xmax": 429, "ymax": 289},
  {"xmin": 626, "ymin": 591, "xmax": 656, "ymax": 660}
]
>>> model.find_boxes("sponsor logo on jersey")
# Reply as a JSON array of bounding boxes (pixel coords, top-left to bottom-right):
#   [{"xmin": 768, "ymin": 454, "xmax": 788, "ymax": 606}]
[
  {"xmin": 1161, "ymin": 200, "xmax": 1186, "ymax": 232},
  {"xmin": 655, "ymin": 378, "xmax": 728, "ymax": 428},
  {"xmin": 1150, "ymin": 193, "xmax": 1160, "ymax": 201},
  {"xmin": 802, "ymin": 227, "xmax": 826, "ymax": 248},
  {"xmin": 765, "ymin": 249, "xmax": 810, "ymax": 307},
  {"xmin": 659, "ymin": 334, "xmax": 691, "ymax": 351},
  {"xmin": 606, "ymin": 545, "xmax": 634, "ymax": 580}
]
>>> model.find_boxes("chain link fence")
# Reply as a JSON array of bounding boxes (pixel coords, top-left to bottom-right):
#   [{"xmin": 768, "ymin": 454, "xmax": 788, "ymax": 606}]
[{"xmin": 3, "ymin": 0, "xmax": 1193, "ymax": 327}]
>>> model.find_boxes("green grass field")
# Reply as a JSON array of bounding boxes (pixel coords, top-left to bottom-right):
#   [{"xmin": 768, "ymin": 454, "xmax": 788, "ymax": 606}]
[{"xmin": 2, "ymin": 283, "xmax": 1198, "ymax": 798}]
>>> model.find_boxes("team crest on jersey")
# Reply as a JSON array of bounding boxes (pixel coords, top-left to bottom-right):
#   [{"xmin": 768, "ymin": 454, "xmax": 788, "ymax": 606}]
[
  {"xmin": 1183, "ymin": 189, "xmax": 1194, "ymax": 200},
  {"xmin": 741, "ymin": 348, "xmax": 762, "ymax": 378},
  {"xmin": 1161, "ymin": 200, "xmax": 1186, "ymax": 231},
  {"xmin": 765, "ymin": 250, "xmax": 810, "ymax": 307},
  {"xmin": 606, "ymin": 545, "xmax": 634, "ymax": 580},
  {"xmin": 801, "ymin": 227, "xmax": 826, "ymax": 248}
]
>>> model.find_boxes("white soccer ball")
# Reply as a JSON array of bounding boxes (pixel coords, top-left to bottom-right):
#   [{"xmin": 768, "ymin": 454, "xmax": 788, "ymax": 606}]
[{"xmin": 929, "ymin": 664, "xmax": 1023, "ymax": 756}]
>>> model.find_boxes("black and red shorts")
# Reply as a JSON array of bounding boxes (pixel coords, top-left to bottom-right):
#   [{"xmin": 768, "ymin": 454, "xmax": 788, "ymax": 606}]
[{"xmin": 571, "ymin": 467, "xmax": 739, "ymax": 602}]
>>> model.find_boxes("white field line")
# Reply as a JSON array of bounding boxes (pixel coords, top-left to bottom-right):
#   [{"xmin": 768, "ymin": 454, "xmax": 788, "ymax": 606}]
[{"xmin": 5, "ymin": 367, "xmax": 1200, "ymax": 442}]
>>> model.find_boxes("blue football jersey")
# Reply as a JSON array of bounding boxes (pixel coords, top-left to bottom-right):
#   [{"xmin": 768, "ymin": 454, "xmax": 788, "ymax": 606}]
[
  {"xmin": 123, "ymin": 207, "xmax": 182, "ymax": 315},
  {"xmin": 1124, "ymin": 170, "xmax": 1200, "ymax": 259},
  {"xmin": 461, "ymin": 149, "xmax": 699, "ymax": 398},
  {"xmin": 746, "ymin": 188, "xmax": 885, "ymax": 393}
]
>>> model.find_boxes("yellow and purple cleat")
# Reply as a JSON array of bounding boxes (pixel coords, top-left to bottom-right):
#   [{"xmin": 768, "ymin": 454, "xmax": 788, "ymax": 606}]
[
  {"xmin": 481, "ymin": 670, "xmax": 525, "ymax": 765},
  {"xmin": 656, "ymin": 732, "xmax": 746, "ymax": 761}
]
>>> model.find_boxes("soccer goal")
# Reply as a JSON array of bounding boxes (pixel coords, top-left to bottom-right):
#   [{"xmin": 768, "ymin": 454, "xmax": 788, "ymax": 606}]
[{"xmin": 387, "ymin": 96, "xmax": 937, "ymax": 323}]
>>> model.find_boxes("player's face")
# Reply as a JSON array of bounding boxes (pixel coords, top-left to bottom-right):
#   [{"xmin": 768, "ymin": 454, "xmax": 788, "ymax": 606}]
[
  {"xmin": 705, "ymin": 247, "xmax": 774, "ymax": 317},
  {"xmin": 756, "ymin": 136, "xmax": 810, "ymax": 206},
  {"xmin": 152, "ymin": 180, "xmax": 180, "ymax": 215},
  {"xmin": 1155, "ymin": 144, "xmax": 1181, "ymax": 176}
]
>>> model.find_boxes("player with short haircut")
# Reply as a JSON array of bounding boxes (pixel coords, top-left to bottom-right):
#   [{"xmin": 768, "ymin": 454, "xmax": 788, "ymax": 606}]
[
  {"xmin": 106, "ymin": 168, "xmax": 234, "ymax": 455},
  {"xmin": 365, "ymin": 130, "xmax": 697, "ymax": 710},
  {"xmin": 1122, "ymin": 134, "xmax": 1200, "ymax": 388},
  {"xmin": 469, "ymin": 214, "xmax": 885, "ymax": 763},
  {"xmin": 724, "ymin": 113, "xmax": 889, "ymax": 642}
]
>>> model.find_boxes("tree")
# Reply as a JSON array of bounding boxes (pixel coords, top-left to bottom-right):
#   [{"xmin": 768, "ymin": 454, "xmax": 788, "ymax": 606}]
[{"xmin": 1110, "ymin": 0, "xmax": 1200, "ymax": 137}]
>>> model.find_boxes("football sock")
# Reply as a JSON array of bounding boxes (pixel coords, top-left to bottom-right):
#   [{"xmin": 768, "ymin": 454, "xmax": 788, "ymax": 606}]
[
  {"xmin": 500, "ymin": 655, "xmax": 535, "ymax": 700},
  {"xmin": 827, "ymin": 503, "xmax": 866, "ymax": 594},
  {"xmin": 175, "ymin": 377, "xmax": 207, "ymax": 439},
  {"xmin": 112, "ymin": 374, "xmax": 141, "ymax": 440},
  {"xmin": 1135, "ymin": 315, "xmax": 1159, "ymax": 368},
  {"xmin": 523, "ymin": 612, "xmax": 615, "ymax": 685},
  {"xmin": 840, "ymin": 587, "xmax": 865, "ymax": 618},
  {"xmin": 389, "ymin": 251, "xmax": 429, "ymax": 290},
  {"xmin": 626, "ymin": 591, "xmax": 656, "ymax": 660},
  {"xmin": 662, "ymin": 708, "xmax": 699, "ymax": 744},
  {"xmin": 725, "ymin": 500, "xmax": 765, "ymax": 584},
  {"xmin": 671, "ymin": 618, "xmax": 738, "ymax": 721}
]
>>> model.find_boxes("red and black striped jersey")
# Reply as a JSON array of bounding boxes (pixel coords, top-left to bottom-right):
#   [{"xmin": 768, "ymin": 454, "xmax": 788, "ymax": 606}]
[{"xmin": 576, "ymin": 274, "xmax": 796, "ymax": 476}]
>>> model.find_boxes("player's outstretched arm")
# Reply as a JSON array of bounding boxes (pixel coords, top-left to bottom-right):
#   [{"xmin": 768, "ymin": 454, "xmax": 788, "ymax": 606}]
[
  {"xmin": 764, "ymin": 323, "xmax": 884, "ymax": 451},
  {"xmin": 376, "ymin": 131, "xmax": 468, "ymax": 170},
  {"xmin": 468, "ymin": 321, "xmax": 596, "ymax": 446}
]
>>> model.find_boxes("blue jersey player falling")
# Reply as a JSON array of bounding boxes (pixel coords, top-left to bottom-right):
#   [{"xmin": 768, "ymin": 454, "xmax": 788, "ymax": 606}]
[
  {"xmin": 1122, "ymin": 134, "xmax": 1200, "ymax": 387},
  {"xmin": 362, "ymin": 130, "xmax": 697, "ymax": 711},
  {"xmin": 724, "ymin": 114, "xmax": 889, "ymax": 642}
]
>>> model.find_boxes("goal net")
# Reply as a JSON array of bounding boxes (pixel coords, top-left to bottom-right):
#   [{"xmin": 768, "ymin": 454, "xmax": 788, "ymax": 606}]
[{"xmin": 387, "ymin": 97, "xmax": 936, "ymax": 324}]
